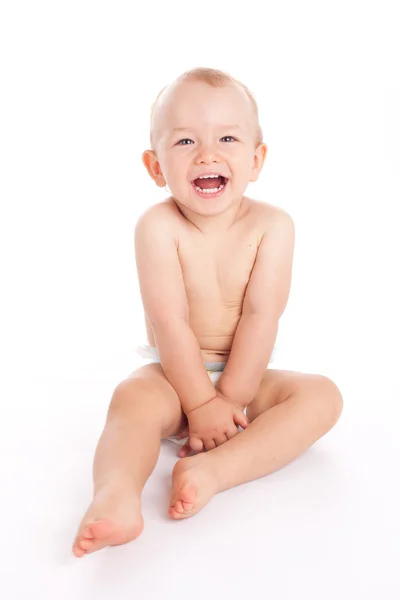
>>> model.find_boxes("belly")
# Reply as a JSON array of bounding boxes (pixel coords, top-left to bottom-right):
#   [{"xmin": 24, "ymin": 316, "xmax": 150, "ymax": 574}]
[
  {"xmin": 145, "ymin": 307, "xmax": 240, "ymax": 364},
  {"xmin": 199, "ymin": 348, "xmax": 231, "ymax": 363},
  {"xmin": 197, "ymin": 339, "xmax": 233, "ymax": 363}
]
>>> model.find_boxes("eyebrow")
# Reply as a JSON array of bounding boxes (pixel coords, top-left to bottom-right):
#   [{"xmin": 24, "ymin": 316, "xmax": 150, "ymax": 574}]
[{"xmin": 171, "ymin": 125, "xmax": 243, "ymax": 133}]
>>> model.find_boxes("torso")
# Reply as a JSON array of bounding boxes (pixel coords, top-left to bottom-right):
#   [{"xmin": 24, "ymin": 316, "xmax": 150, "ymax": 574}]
[{"xmin": 144, "ymin": 196, "xmax": 279, "ymax": 363}]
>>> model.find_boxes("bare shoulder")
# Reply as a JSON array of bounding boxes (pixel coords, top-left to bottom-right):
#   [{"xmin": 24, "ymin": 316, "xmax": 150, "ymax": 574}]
[
  {"xmin": 136, "ymin": 197, "xmax": 179, "ymax": 222},
  {"xmin": 135, "ymin": 198, "xmax": 180, "ymax": 238},
  {"xmin": 246, "ymin": 197, "xmax": 295, "ymax": 235}
]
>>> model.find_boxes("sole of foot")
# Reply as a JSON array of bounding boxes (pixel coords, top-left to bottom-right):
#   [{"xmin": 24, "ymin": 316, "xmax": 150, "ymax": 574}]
[
  {"xmin": 72, "ymin": 487, "xmax": 144, "ymax": 558},
  {"xmin": 168, "ymin": 455, "xmax": 218, "ymax": 520}
]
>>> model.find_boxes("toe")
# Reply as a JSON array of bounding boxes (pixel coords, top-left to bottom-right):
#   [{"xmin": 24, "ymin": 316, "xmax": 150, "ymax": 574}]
[
  {"xmin": 84, "ymin": 540, "xmax": 108, "ymax": 555},
  {"xmin": 180, "ymin": 485, "xmax": 197, "ymax": 506},
  {"xmin": 168, "ymin": 506, "xmax": 182, "ymax": 519},
  {"xmin": 72, "ymin": 520, "xmax": 113, "ymax": 558},
  {"xmin": 168, "ymin": 488, "xmax": 196, "ymax": 519},
  {"xmin": 169, "ymin": 507, "xmax": 191, "ymax": 520},
  {"xmin": 83, "ymin": 527, "xmax": 94, "ymax": 539},
  {"xmin": 79, "ymin": 539, "xmax": 95, "ymax": 551},
  {"xmin": 87, "ymin": 520, "xmax": 115, "ymax": 540},
  {"xmin": 72, "ymin": 544, "xmax": 86, "ymax": 558}
]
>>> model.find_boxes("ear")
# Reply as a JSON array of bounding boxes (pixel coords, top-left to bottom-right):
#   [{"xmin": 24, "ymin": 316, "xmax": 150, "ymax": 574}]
[
  {"xmin": 142, "ymin": 150, "xmax": 166, "ymax": 187},
  {"xmin": 250, "ymin": 143, "xmax": 268, "ymax": 182}
]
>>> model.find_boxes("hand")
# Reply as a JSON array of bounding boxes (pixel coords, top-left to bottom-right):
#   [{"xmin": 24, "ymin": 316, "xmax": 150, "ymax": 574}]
[{"xmin": 178, "ymin": 393, "xmax": 249, "ymax": 458}]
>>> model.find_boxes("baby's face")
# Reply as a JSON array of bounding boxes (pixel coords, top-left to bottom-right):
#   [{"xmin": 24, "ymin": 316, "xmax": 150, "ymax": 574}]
[{"xmin": 145, "ymin": 81, "xmax": 266, "ymax": 213}]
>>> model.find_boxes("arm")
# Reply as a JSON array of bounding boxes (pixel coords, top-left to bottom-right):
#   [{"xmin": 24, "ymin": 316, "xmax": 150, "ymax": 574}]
[
  {"xmin": 134, "ymin": 207, "xmax": 216, "ymax": 414},
  {"xmin": 153, "ymin": 318, "xmax": 217, "ymax": 413},
  {"xmin": 216, "ymin": 210, "xmax": 295, "ymax": 407}
]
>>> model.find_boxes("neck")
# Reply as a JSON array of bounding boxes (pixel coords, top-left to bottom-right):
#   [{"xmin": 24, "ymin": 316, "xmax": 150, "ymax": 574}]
[{"xmin": 169, "ymin": 196, "xmax": 247, "ymax": 234}]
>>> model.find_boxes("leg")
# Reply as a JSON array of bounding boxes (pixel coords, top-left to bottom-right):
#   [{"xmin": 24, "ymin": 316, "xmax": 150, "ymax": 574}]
[
  {"xmin": 169, "ymin": 370, "xmax": 343, "ymax": 519},
  {"xmin": 72, "ymin": 363, "xmax": 186, "ymax": 557}
]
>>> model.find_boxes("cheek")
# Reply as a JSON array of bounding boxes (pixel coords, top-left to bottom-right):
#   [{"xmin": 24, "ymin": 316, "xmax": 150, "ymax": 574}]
[
  {"xmin": 231, "ymin": 153, "xmax": 253, "ymax": 174},
  {"xmin": 165, "ymin": 154, "xmax": 189, "ymax": 178}
]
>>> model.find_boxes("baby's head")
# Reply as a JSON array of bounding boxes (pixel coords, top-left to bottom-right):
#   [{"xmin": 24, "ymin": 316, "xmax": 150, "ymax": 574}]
[{"xmin": 142, "ymin": 68, "xmax": 267, "ymax": 215}]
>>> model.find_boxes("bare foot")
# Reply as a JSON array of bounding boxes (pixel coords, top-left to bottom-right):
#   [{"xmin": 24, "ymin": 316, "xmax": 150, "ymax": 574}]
[
  {"xmin": 168, "ymin": 454, "xmax": 219, "ymax": 520},
  {"xmin": 72, "ymin": 482, "xmax": 144, "ymax": 558}
]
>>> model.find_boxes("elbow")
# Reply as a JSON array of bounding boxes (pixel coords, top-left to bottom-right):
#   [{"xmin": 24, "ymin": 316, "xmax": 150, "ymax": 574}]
[{"xmin": 150, "ymin": 314, "xmax": 190, "ymax": 337}]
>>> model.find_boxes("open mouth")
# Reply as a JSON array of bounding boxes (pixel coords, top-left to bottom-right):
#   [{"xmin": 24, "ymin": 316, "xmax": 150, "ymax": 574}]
[{"xmin": 191, "ymin": 174, "xmax": 229, "ymax": 198}]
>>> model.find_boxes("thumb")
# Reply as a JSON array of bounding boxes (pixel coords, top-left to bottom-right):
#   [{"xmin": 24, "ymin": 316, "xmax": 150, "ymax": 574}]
[
  {"xmin": 234, "ymin": 411, "xmax": 249, "ymax": 429},
  {"xmin": 189, "ymin": 436, "xmax": 204, "ymax": 453}
]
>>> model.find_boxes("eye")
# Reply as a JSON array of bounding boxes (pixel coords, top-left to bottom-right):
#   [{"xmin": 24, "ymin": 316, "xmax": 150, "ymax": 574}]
[
  {"xmin": 177, "ymin": 138, "xmax": 194, "ymax": 145},
  {"xmin": 221, "ymin": 136, "xmax": 236, "ymax": 142}
]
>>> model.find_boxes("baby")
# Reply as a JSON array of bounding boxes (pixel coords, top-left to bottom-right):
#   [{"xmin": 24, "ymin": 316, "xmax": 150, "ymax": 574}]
[{"xmin": 72, "ymin": 67, "xmax": 343, "ymax": 558}]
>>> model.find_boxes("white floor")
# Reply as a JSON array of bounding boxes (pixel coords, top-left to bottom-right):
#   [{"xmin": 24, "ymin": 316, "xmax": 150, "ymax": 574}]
[
  {"xmin": 2, "ymin": 350, "xmax": 399, "ymax": 600},
  {"xmin": 2, "ymin": 1, "xmax": 399, "ymax": 596}
]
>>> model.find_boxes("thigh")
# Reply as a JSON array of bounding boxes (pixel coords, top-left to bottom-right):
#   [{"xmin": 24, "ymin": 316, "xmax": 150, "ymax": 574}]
[
  {"xmin": 246, "ymin": 369, "xmax": 342, "ymax": 421},
  {"xmin": 112, "ymin": 363, "xmax": 187, "ymax": 439},
  {"xmin": 246, "ymin": 368, "xmax": 330, "ymax": 422}
]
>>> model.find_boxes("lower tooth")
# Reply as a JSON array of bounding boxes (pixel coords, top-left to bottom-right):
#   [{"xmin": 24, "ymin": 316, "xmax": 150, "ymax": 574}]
[{"xmin": 195, "ymin": 184, "xmax": 224, "ymax": 193}]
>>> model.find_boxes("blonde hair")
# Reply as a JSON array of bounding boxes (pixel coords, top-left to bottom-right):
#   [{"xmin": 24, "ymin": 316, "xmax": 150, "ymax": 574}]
[{"xmin": 150, "ymin": 67, "xmax": 263, "ymax": 150}]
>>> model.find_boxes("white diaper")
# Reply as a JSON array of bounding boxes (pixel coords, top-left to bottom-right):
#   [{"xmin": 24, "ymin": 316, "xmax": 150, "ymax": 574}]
[
  {"xmin": 135, "ymin": 344, "xmax": 276, "ymax": 368},
  {"xmin": 134, "ymin": 344, "xmax": 277, "ymax": 446}
]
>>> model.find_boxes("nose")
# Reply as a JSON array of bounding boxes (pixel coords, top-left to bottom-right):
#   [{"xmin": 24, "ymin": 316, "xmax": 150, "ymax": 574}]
[{"xmin": 194, "ymin": 142, "xmax": 221, "ymax": 165}]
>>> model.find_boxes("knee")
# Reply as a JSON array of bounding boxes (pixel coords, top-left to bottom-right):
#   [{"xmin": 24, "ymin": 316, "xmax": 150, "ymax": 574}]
[
  {"xmin": 108, "ymin": 377, "xmax": 183, "ymax": 438},
  {"xmin": 108, "ymin": 378, "xmax": 157, "ymax": 417},
  {"xmin": 320, "ymin": 376, "xmax": 344, "ymax": 425}
]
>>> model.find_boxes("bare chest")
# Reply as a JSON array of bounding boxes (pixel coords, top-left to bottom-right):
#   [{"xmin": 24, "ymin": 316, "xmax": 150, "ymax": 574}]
[
  {"xmin": 145, "ymin": 198, "xmax": 270, "ymax": 362},
  {"xmin": 178, "ymin": 230, "xmax": 257, "ymax": 317}
]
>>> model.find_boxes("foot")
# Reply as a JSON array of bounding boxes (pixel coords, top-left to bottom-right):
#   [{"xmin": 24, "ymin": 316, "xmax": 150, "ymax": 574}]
[
  {"xmin": 72, "ymin": 482, "xmax": 144, "ymax": 558},
  {"xmin": 168, "ymin": 454, "xmax": 219, "ymax": 520}
]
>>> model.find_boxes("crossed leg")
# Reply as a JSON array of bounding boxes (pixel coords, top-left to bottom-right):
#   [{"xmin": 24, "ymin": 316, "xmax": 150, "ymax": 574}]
[
  {"xmin": 72, "ymin": 363, "xmax": 187, "ymax": 558},
  {"xmin": 72, "ymin": 365, "xmax": 343, "ymax": 556},
  {"xmin": 168, "ymin": 369, "xmax": 343, "ymax": 519}
]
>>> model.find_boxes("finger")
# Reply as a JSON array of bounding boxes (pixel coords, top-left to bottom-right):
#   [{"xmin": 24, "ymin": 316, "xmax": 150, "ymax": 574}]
[
  {"xmin": 189, "ymin": 436, "xmax": 204, "ymax": 453},
  {"xmin": 234, "ymin": 411, "xmax": 249, "ymax": 430},
  {"xmin": 214, "ymin": 434, "xmax": 228, "ymax": 447},
  {"xmin": 178, "ymin": 443, "xmax": 191, "ymax": 458},
  {"xmin": 226, "ymin": 427, "xmax": 239, "ymax": 440},
  {"xmin": 241, "ymin": 413, "xmax": 249, "ymax": 427},
  {"xmin": 204, "ymin": 438, "xmax": 216, "ymax": 452}
]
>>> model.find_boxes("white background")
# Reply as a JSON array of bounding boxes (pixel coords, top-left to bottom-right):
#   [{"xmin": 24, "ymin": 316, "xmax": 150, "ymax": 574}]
[{"xmin": 1, "ymin": 1, "xmax": 399, "ymax": 598}]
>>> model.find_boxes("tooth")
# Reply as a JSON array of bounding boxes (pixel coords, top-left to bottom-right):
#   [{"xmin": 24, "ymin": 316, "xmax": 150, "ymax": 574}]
[{"xmin": 194, "ymin": 183, "xmax": 225, "ymax": 193}]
